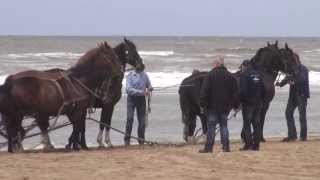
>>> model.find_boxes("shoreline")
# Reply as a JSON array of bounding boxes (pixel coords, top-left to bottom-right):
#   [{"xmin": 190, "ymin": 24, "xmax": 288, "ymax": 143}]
[{"xmin": 0, "ymin": 137, "xmax": 319, "ymax": 180}]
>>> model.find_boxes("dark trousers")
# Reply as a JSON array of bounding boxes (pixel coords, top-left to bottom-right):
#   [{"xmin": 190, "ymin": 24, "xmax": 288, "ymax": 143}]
[
  {"xmin": 242, "ymin": 103, "xmax": 262, "ymax": 148},
  {"xmin": 285, "ymin": 95, "xmax": 308, "ymax": 139},
  {"xmin": 124, "ymin": 95, "xmax": 146, "ymax": 144},
  {"xmin": 204, "ymin": 111, "xmax": 229, "ymax": 151}
]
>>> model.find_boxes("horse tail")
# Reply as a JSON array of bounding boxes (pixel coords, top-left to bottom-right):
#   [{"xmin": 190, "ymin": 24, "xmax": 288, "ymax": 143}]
[{"xmin": 0, "ymin": 79, "xmax": 13, "ymax": 114}]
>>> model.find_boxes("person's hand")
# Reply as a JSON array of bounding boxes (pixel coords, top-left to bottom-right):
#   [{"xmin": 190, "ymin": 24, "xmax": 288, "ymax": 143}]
[
  {"xmin": 144, "ymin": 88, "xmax": 151, "ymax": 96},
  {"xmin": 275, "ymin": 82, "xmax": 281, "ymax": 86},
  {"xmin": 288, "ymin": 81, "xmax": 295, "ymax": 85},
  {"xmin": 148, "ymin": 87, "xmax": 154, "ymax": 92}
]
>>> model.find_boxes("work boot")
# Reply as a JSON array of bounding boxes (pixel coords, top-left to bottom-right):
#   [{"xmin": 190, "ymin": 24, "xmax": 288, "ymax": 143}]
[
  {"xmin": 240, "ymin": 144, "xmax": 251, "ymax": 151},
  {"xmin": 222, "ymin": 147, "xmax": 230, "ymax": 152},
  {"xmin": 281, "ymin": 137, "xmax": 297, "ymax": 142},
  {"xmin": 251, "ymin": 144, "xmax": 259, "ymax": 151},
  {"xmin": 300, "ymin": 137, "xmax": 307, "ymax": 141},
  {"xmin": 198, "ymin": 148, "xmax": 213, "ymax": 153}
]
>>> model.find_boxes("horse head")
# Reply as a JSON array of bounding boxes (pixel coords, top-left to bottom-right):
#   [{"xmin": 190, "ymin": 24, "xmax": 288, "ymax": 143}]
[
  {"xmin": 114, "ymin": 37, "xmax": 144, "ymax": 71},
  {"xmin": 251, "ymin": 41, "xmax": 284, "ymax": 75},
  {"xmin": 279, "ymin": 43, "xmax": 300, "ymax": 76}
]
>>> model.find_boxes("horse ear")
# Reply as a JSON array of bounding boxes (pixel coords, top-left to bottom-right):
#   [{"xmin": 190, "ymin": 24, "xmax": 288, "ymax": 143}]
[
  {"xmin": 124, "ymin": 37, "xmax": 129, "ymax": 43},
  {"xmin": 285, "ymin": 42, "xmax": 289, "ymax": 50},
  {"xmin": 275, "ymin": 40, "xmax": 278, "ymax": 48},
  {"xmin": 267, "ymin": 42, "xmax": 270, "ymax": 47}
]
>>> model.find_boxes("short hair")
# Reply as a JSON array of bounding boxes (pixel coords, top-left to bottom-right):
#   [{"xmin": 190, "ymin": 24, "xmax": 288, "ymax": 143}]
[{"xmin": 213, "ymin": 55, "xmax": 225, "ymax": 66}]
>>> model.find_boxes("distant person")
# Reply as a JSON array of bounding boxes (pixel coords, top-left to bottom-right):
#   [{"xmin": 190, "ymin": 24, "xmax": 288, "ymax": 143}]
[
  {"xmin": 276, "ymin": 53, "xmax": 310, "ymax": 142},
  {"xmin": 199, "ymin": 56, "xmax": 239, "ymax": 153},
  {"xmin": 124, "ymin": 64, "xmax": 153, "ymax": 145},
  {"xmin": 239, "ymin": 60, "xmax": 265, "ymax": 151}
]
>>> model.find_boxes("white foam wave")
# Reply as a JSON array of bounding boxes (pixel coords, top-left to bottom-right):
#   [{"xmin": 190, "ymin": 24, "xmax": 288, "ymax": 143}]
[
  {"xmin": 0, "ymin": 75, "xmax": 8, "ymax": 85},
  {"xmin": 5, "ymin": 52, "xmax": 83, "ymax": 59},
  {"xmin": 1, "ymin": 71, "xmax": 320, "ymax": 89},
  {"xmin": 139, "ymin": 51, "xmax": 174, "ymax": 57},
  {"xmin": 303, "ymin": 49, "xmax": 320, "ymax": 53},
  {"xmin": 123, "ymin": 72, "xmax": 190, "ymax": 89}
]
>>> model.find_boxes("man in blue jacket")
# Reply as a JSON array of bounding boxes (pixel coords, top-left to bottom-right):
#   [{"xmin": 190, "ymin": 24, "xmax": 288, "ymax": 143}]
[
  {"xmin": 124, "ymin": 64, "xmax": 153, "ymax": 145},
  {"xmin": 276, "ymin": 53, "xmax": 310, "ymax": 142}
]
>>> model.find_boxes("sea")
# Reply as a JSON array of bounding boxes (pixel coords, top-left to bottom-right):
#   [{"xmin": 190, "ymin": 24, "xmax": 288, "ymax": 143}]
[{"xmin": 0, "ymin": 36, "xmax": 320, "ymax": 150}]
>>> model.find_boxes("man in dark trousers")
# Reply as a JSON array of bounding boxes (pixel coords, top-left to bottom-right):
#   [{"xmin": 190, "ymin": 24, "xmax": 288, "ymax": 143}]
[
  {"xmin": 239, "ymin": 60, "xmax": 265, "ymax": 151},
  {"xmin": 124, "ymin": 64, "xmax": 153, "ymax": 145},
  {"xmin": 276, "ymin": 53, "xmax": 310, "ymax": 142},
  {"xmin": 199, "ymin": 56, "xmax": 239, "ymax": 153}
]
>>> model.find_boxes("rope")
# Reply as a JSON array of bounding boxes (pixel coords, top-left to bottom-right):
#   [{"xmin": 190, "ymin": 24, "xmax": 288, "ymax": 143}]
[{"xmin": 86, "ymin": 117, "xmax": 158, "ymax": 145}]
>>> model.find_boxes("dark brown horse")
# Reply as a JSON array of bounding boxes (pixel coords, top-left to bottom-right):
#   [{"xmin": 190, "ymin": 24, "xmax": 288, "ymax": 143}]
[{"xmin": 0, "ymin": 42, "xmax": 122, "ymax": 152}]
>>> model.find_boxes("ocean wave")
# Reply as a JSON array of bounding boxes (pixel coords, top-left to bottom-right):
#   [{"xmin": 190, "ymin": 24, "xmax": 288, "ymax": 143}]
[
  {"xmin": 5, "ymin": 52, "xmax": 83, "ymax": 59},
  {"xmin": 139, "ymin": 51, "xmax": 174, "ymax": 57},
  {"xmin": 1, "ymin": 71, "xmax": 320, "ymax": 90},
  {"xmin": 303, "ymin": 49, "xmax": 320, "ymax": 53}
]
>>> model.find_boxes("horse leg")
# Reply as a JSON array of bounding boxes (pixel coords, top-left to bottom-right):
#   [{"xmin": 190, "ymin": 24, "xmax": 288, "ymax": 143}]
[
  {"xmin": 79, "ymin": 109, "xmax": 88, "ymax": 150},
  {"xmin": 66, "ymin": 112, "xmax": 79, "ymax": 150},
  {"xmin": 7, "ymin": 114, "xmax": 23, "ymax": 152},
  {"xmin": 260, "ymin": 102, "xmax": 270, "ymax": 142},
  {"xmin": 186, "ymin": 113, "xmax": 196, "ymax": 143},
  {"xmin": 104, "ymin": 104, "xmax": 114, "ymax": 147},
  {"xmin": 36, "ymin": 114, "xmax": 54, "ymax": 150}
]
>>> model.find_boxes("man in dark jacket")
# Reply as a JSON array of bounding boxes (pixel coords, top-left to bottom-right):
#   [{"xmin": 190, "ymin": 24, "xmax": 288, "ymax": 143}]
[
  {"xmin": 276, "ymin": 54, "xmax": 309, "ymax": 142},
  {"xmin": 199, "ymin": 56, "xmax": 239, "ymax": 153},
  {"xmin": 239, "ymin": 60, "xmax": 265, "ymax": 151}
]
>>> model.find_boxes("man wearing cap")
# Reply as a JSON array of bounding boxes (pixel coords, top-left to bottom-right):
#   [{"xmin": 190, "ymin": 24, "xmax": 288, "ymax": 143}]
[
  {"xmin": 199, "ymin": 56, "xmax": 239, "ymax": 153},
  {"xmin": 239, "ymin": 60, "xmax": 265, "ymax": 151},
  {"xmin": 124, "ymin": 64, "xmax": 153, "ymax": 145}
]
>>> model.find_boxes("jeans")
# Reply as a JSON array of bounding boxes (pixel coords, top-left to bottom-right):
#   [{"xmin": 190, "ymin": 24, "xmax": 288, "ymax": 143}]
[
  {"xmin": 242, "ymin": 103, "xmax": 262, "ymax": 148},
  {"xmin": 285, "ymin": 95, "xmax": 308, "ymax": 139},
  {"xmin": 204, "ymin": 111, "xmax": 229, "ymax": 151},
  {"xmin": 124, "ymin": 95, "xmax": 146, "ymax": 144}
]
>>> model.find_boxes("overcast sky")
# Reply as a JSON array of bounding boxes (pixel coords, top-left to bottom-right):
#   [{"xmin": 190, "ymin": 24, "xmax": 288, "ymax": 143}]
[{"xmin": 0, "ymin": 0, "xmax": 319, "ymax": 36}]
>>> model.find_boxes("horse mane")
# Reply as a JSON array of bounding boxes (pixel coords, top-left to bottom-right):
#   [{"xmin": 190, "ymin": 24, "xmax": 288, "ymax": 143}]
[
  {"xmin": 70, "ymin": 42, "xmax": 119, "ymax": 78},
  {"xmin": 113, "ymin": 42, "xmax": 126, "ymax": 65}
]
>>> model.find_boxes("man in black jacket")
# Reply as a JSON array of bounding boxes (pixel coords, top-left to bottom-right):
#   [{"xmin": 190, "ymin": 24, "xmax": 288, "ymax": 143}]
[
  {"xmin": 239, "ymin": 60, "xmax": 265, "ymax": 151},
  {"xmin": 276, "ymin": 54, "xmax": 309, "ymax": 142},
  {"xmin": 199, "ymin": 56, "xmax": 239, "ymax": 153}
]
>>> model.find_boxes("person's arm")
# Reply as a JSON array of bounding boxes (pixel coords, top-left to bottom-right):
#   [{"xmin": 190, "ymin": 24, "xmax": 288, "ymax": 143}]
[
  {"xmin": 239, "ymin": 73, "xmax": 248, "ymax": 103},
  {"xmin": 126, "ymin": 73, "xmax": 144, "ymax": 96},
  {"xmin": 295, "ymin": 66, "xmax": 310, "ymax": 98},
  {"xmin": 276, "ymin": 75, "xmax": 291, "ymax": 87},
  {"xmin": 200, "ymin": 73, "xmax": 211, "ymax": 110},
  {"xmin": 145, "ymin": 73, "xmax": 153, "ymax": 91},
  {"xmin": 231, "ymin": 76, "xmax": 240, "ymax": 109}
]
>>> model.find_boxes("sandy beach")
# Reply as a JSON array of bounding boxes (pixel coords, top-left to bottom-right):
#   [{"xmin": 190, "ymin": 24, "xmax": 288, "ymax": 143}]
[{"xmin": 0, "ymin": 137, "xmax": 319, "ymax": 180}]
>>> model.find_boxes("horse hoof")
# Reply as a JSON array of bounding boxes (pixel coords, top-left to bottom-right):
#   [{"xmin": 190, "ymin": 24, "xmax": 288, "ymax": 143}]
[
  {"xmin": 65, "ymin": 144, "xmax": 71, "ymax": 150},
  {"xmin": 81, "ymin": 145, "xmax": 89, "ymax": 150}
]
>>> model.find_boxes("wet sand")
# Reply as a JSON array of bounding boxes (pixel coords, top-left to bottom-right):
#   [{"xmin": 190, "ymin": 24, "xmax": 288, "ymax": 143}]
[{"xmin": 0, "ymin": 137, "xmax": 319, "ymax": 180}]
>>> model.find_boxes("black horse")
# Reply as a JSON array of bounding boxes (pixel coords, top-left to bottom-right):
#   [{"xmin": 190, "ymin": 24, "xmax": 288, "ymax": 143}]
[
  {"xmin": 94, "ymin": 38, "xmax": 144, "ymax": 147},
  {"xmin": 179, "ymin": 41, "xmax": 295, "ymax": 142},
  {"xmin": 179, "ymin": 70, "xmax": 208, "ymax": 142}
]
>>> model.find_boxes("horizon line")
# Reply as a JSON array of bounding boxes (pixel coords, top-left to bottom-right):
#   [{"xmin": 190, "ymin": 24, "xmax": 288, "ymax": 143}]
[{"xmin": 0, "ymin": 34, "xmax": 319, "ymax": 38}]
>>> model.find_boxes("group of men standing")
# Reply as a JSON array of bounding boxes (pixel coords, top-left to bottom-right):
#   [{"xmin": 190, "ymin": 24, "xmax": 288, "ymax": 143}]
[{"xmin": 198, "ymin": 54, "xmax": 309, "ymax": 153}]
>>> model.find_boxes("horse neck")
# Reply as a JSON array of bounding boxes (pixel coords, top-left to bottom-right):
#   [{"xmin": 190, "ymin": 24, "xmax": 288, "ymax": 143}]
[{"xmin": 113, "ymin": 43, "xmax": 126, "ymax": 70}]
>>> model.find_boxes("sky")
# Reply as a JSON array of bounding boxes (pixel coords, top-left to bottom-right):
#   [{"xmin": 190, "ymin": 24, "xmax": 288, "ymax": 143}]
[{"xmin": 0, "ymin": 0, "xmax": 319, "ymax": 37}]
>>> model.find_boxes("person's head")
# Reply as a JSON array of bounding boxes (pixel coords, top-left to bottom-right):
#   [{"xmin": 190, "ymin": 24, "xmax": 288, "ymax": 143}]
[
  {"xmin": 212, "ymin": 55, "xmax": 224, "ymax": 68},
  {"xmin": 240, "ymin": 59, "xmax": 251, "ymax": 72},
  {"xmin": 135, "ymin": 63, "xmax": 145, "ymax": 72}
]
